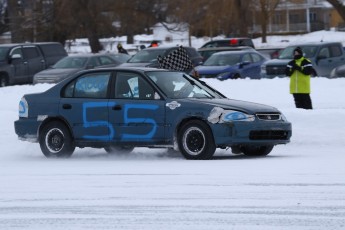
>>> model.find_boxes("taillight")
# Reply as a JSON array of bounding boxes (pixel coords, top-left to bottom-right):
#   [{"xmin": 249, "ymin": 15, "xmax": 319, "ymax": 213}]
[{"xmin": 230, "ymin": 39, "xmax": 238, "ymax": 46}]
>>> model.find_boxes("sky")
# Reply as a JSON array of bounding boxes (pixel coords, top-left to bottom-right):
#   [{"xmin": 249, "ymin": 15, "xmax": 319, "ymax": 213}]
[{"xmin": 1, "ymin": 31, "xmax": 345, "ymax": 229}]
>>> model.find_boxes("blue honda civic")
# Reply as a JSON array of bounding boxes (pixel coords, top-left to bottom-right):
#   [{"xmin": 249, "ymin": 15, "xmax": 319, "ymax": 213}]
[{"xmin": 14, "ymin": 67, "xmax": 291, "ymax": 160}]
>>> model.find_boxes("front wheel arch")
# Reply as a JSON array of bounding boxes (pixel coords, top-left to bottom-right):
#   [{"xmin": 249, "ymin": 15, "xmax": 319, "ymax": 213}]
[{"xmin": 177, "ymin": 119, "xmax": 216, "ymax": 160}]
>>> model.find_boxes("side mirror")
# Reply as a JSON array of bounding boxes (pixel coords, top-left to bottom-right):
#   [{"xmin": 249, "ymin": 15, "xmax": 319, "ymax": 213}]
[
  {"xmin": 86, "ymin": 65, "xmax": 94, "ymax": 69},
  {"xmin": 9, "ymin": 54, "xmax": 22, "ymax": 64},
  {"xmin": 11, "ymin": 54, "xmax": 22, "ymax": 59},
  {"xmin": 239, "ymin": 61, "xmax": 250, "ymax": 68}
]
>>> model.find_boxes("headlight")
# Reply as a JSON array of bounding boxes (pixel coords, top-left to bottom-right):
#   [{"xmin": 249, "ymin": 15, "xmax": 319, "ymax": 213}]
[
  {"xmin": 19, "ymin": 97, "xmax": 28, "ymax": 118},
  {"xmin": 280, "ymin": 113, "xmax": 288, "ymax": 121},
  {"xmin": 208, "ymin": 107, "xmax": 254, "ymax": 124},
  {"xmin": 261, "ymin": 65, "xmax": 266, "ymax": 74}
]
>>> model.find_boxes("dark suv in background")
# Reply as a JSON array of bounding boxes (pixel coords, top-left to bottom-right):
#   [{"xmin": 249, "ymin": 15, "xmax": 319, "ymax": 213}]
[
  {"xmin": 0, "ymin": 42, "xmax": 67, "ymax": 87},
  {"xmin": 200, "ymin": 38, "xmax": 255, "ymax": 49},
  {"xmin": 120, "ymin": 46, "xmax": 203, "ymax": 69}
]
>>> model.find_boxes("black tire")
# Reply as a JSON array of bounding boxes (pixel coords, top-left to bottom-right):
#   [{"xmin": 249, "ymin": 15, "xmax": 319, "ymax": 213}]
[
  {"xmin": 241, "ymin": 145, "xmax": 273, "ymax": 157},
  {"xmin": 233, "ymin": 73, "xmax": 241, "ymax": 79},
  {"xmin": 178, "ymin": 120, "xmax": 216, "ymax": 160},
  {"xmin": 39, "ymin": 121, "xmax": 75, "ymax": 158},
  {"xmin": 0, "ymin": 76, "xmax": 9, "ymax": 87},
  {"xmin": 104, "ymin": 145, "xmax": 134, "ymax": 154}
]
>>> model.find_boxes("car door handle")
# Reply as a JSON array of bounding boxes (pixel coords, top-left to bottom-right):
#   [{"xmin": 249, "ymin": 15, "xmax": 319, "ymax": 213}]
[
  {"xmin": 62, "ymin": 104, "xmax": 72, "ymax": 109},
  {"xmin": 112, "ymin": 105, "xmax": 122, "ymax": 110}
]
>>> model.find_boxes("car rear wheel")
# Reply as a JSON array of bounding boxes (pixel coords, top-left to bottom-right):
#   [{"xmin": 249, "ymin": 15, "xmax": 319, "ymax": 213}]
[
  {"xmin": 104, "ymin": 145, "xmax": 134, "ymax": 154},
  {"xmin": 241, "ymin": 145, "xmax": 273, "ymax": 157},
  {"xmin": 233, "ymin": 73, "xmax": 241, "ymax": 79},
  {"xmin": 0, "ymin": 76, "xmax": 9, "ymax": 87},
  {"xmin": 178, "ymin": 120, "xmax": 216, "ymax": 160},
  {"xmin": 39, "ymin": 121, "xmax": 75, "ymax": 158}
]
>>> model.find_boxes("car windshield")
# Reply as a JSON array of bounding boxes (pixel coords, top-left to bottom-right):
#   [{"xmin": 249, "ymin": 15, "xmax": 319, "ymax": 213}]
[
  {"xmin": 146, "ymin": 71, "xmax": 224, "ymax": 99},
  {"xmin": 278, "ymin": 46, "xmax": 318, "ymax": 59},
  {"xmin": 53, "ymin": 57, "xmax": 88, "ymax": 68},
  {"xmin": 0, "ymin": 47, "xmax": 10, "ymax": 61},
  {"xmin": 128, "ymin": 49, "xmax": 167, "ymax": 63},
  {"xmin": 203, "ymin": 53, "xmax": 241, "ymax": 66}
]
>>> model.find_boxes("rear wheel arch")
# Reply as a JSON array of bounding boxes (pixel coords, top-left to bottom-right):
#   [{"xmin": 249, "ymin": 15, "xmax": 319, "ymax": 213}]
[
  {"xmin": 39, "ymin": 117, "xmax": 74, "ymax": 139},
  {"xmin": 0, "ymin": 72, "xmax": 9, "ymax": 87}
]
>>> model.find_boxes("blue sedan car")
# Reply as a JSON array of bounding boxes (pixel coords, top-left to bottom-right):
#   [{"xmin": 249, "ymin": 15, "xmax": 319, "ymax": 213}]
[
  {"xmin": 14, "ymin": 67, "xmax": 291, "ymax": 160},
  {"xmin": 195, "ymin": 50, "xmax": 268, "ymax": 80}
]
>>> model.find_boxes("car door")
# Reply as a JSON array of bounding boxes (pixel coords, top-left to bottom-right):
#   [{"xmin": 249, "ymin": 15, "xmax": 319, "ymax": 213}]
[
  {"xmin": 22, "ymin": 46, "xmax": 45, "ymax": 82},
  {"xmin": 108, "ymin": 71, "xmax": 166, "ymax": 144},
  {"xmin": 59, "ymin": 71, "xmax": 112, "ymax": 142},
  {"xmin": 9, "ymin": 47, "xmax": 27, "ymax": 83},
  {"xmin": 240, "ymin": 53, "xmax": 256, "ymax": 78}
]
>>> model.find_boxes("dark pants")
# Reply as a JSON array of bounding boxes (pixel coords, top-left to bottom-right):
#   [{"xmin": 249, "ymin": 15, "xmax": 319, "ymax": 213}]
[{"xmin": 293, "ymin": 93, "xmax": 313, "ymax": 110}]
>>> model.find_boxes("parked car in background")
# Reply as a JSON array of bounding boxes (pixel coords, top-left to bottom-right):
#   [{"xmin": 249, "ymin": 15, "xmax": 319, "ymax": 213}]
[
  {"xmin": 14, "ymin": 67, "xmax": 291, "ymax": 160},
  {"xmin": 198, "ymin": 46, "xmax": 254, "ymax": 61},
  {"xmin": 261, "ymin": 42, "xmax": 345, "ymax": 78},
  {"xmin": 120, "ymin": 46, "xmax": 203, "ymax": 69},
  {"xmin": 33, "ymin": 53, "xmax": 120, "ymax": 84},
  {"xmin": 108, "ymin": 53, "xmax": 131, "ymax": 63},
  {"xmin": 0, "ymin": 42, "xmax": 67, "ymax": 87},
  {"xmin": 195, "ymin": 50, "xmax": 268, "ymax": 80},
  {"xmin": 329, "ymin": 63, "xmax": 345, "ymax": 78},
  {"xmin": 256, "ymin": 47, "xmax": 284, "ymax": 59},
  {"xmin": 200, "ymin": 37, "xmax": 255, "ymax": 49}
]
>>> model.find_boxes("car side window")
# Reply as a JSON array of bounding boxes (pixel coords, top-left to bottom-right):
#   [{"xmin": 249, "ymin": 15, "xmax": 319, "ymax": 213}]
[
  {"xmin": 251, "ymin": 53, "xmax": 262, "ymax": 63},
  {"xmin": 242, "ymin": 54, "xmax": 252, "ymax": 63},
  {"xmin": 10, "ymin": 47, "xmax": 23, "ymax": 58},
  {"xmin": 22, "ymin": 47, "xmax": 41, "ymax": 59},
  {"xmin": 63, "ymin": 72, "xmax": 111, "ymax": 98},
  {"xmin": 330, "ymin": 45, "xmax": 342, "ymax": 57},
  {"xmin": 319, "ymin": 47, "xmax": 330, "ymax": 58},
  {"xmin": 88, "ymin": 57, "xmax": 99, "ymax": 67},
  {"xmin": 115, "ymin": 72, "xmax": 154, "ymax": 100},
  {"xmin": 99, "ymin": 56, "xmax": 114, "ymax": 65}
]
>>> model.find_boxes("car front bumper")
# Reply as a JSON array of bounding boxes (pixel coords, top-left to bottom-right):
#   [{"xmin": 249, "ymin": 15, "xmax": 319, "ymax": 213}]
[{"xmin": 211, "ymin": 120, "xmax": 292, "ymax": 146}]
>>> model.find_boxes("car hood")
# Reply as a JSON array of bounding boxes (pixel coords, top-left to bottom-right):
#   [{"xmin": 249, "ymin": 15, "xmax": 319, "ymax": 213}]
[
  {"xmin": 195, "ymin": 65, "xmax": 237, "ymax": 74},
  {"xmin": 183, "ymin": 98, "xmax": 278, "ymax": 114},
  {"xmin": 263, "ymin": 58, "xmax": 289, "ymax": 66},
  {"xmin": 35, "ymin": 68, "xmax": 82, "ymax": 76},
  {"xmin": 119, "ymin": 62, "xmax": 159, "ymax": 68}
]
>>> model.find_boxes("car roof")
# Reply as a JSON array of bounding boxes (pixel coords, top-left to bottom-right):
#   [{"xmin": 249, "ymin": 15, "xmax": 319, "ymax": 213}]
[
  {"xmin": 211, "ymin": 50, "xmax": 260, "ymax": 55},
  {"xmin": 287, "ymin": 41, "xmax": 341, "ymax": 47},
  {"xmin": 82, "ymin": 66, "xmax": 168, "ymax": 73},
  {"xmin": 198, "ymin": 46, "xmax": 254, "ymax": 51},
  {"xmin": 66, "ymin": 53, "xmax": 114, "ymax": 58}
]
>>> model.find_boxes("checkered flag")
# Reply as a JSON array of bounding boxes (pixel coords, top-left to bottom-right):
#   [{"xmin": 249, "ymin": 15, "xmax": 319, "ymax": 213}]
[{"xmin": 157, "ymin": 46, "xmax": 194, "ymax": 71}]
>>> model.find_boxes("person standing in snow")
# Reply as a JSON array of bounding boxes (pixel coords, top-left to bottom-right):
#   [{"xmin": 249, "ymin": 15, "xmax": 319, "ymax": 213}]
[
  {"xmin": 117, "ymin": 43, "xmax": 128, "ymax": 54},
  {"xmin": 285, "ymin": 46, "xmax": 313, "ymax": 110}
]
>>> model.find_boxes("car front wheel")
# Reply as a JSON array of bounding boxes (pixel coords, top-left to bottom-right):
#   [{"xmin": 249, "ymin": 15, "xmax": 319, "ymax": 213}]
[
  {"xmin": 241, "ymin": 145, "xmax": 273, "ymax": 157},
  {"xmin": 178, "ymin": 120, "xmax": 216, "ymax": 160},
  {"xmin": 39, "ymin": 121, "xmax": 75, "ymax": 158}
]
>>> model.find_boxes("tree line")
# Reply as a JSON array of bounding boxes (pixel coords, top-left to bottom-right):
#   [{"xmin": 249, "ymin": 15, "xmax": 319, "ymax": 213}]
[{"xmin": 2, "ymin": 0, "xmax": 345, "ymax": 53}]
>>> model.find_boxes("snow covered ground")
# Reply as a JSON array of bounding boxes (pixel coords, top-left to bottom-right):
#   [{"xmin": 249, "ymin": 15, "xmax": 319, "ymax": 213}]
[{"xmin": 1, "ymin": 31, "xmax": 345, "ymax": 229}]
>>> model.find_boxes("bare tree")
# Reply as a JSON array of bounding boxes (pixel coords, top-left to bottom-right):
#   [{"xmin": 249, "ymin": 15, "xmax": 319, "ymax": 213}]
[
  {"xmin": 327, "ymin": 0, "xmax": 345, "ymax": 25},
  {"xmin": 258, "ymin": 0, "xmax": 280, "ymax": 43}
]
